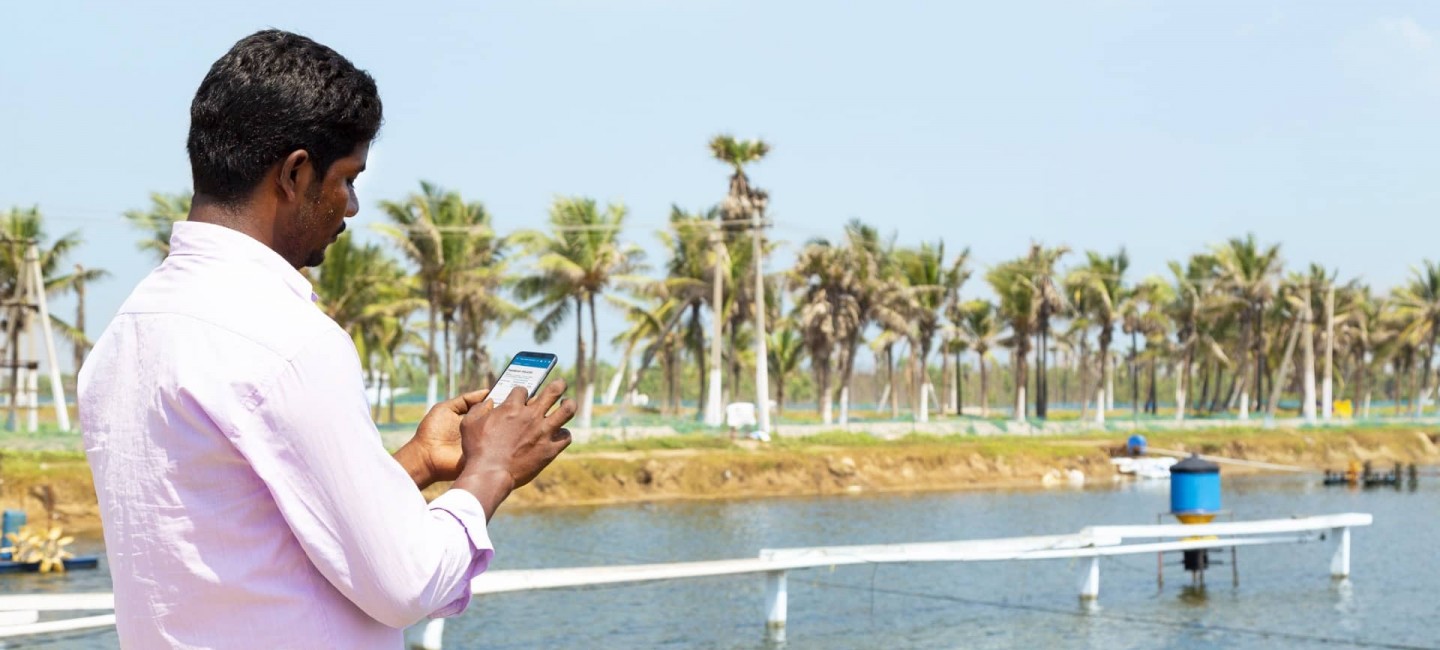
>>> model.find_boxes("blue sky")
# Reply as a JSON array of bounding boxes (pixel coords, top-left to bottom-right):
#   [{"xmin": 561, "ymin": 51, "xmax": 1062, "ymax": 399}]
[{"xmin": 5, "ymin": 1, "xmax": 1440, "ymax": 371}]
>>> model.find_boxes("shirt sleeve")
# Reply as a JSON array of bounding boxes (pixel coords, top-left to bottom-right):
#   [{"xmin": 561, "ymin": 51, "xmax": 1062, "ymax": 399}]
[{"xmin": 225, "ymin": 326, "xmax": 493, "ymax": 629}]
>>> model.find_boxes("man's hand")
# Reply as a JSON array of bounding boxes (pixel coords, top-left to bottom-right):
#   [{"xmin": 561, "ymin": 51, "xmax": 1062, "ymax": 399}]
[
  {"xmin": 452, "ymin": 379, "xmax": 576, "ymax": 519},
  {"xmin": 394, "ymin": 389, "xmax": 490, "ymax": 489}
]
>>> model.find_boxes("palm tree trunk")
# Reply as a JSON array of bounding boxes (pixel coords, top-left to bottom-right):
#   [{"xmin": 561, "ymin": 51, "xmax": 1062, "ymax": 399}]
[
  {"xmin": 1130, "ymin": 331, "xmax": 1139, "ymax": 419},
  {"xmin": 426, "ymin": 297, "xmax": 439, "ymax": 407},
  {"xmin": 940, "ymin": 338, "xmax": 953, "ymax": 416},
  {"xmin": 979, "ymin": 354, "xmax": 990, "ymax": 417},
  {"xmin": 585, "ymin": 294, "xmax": 599, "ymax": 429},
  {"xmin": 1096, "ymin": 336, "xmax": 1109, "ymax": 425},
  {"xmin": 885, "ymin": 349, "xmax": 897, "ymax": 418},
  {"xmin": 955, "ymin": 349, "xmax": 964, "ymax": 416},
  {"xmin": 691, "ymin": 305, "xmax": 706, "ymax": 419},
  {"xmin": 574, "ymin": 296, "xmax": 588, "ymax": 427},
  {"xmin": 74, "ymin": 265, "xmax": 87, "ymax": 372},
  {"xmin": 443, "ymin": 316, "xmax": 453, "ymax": 398},
  {"xmin": 1301, "ymin": 285, "xmax": 1317, "ymax": 424}
]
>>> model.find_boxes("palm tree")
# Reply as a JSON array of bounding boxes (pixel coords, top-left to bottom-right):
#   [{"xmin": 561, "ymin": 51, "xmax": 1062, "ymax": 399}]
[
  {"xmin": 986, "ymin": 259, "xmax": 1036, "ymax": 422},
  {"xmin": 377, "ymin": 182, "xmax": 499, "ymax": 404},
  {"xmin": 835, "ymin": 221, "xmax": 907, "ymax": 426},
  {"xmin": 311, "ymin": 232, "xmax": 426, "ymax": 418},
  {"xmin": 0, "ymin": 207, "xmax": 98, "ymax": 428},
  {"xmin": 1212, "ymin": 234, "xmax": 1283, "ymax": 420},
  {"xmin": 896, "ymin": 241, "xmax": 948, "ymax": 422},
  {"xmin": 1025, "ymin": 243, "xmax": 1069, "ymax": 419},
  {"xmin": 1391, "ymin": 260, "xmax": 1440, "ymax": 416},
  {"xmin": 123, "ymin": 192, "xmax": 191, "ymax": 263},
  {"xmin": 1071, "ymin": 249, "xmax": 1129, "ymax": 423},
  {"xmin": 766, "ymin": 321, "xmax": 806, "ymax": 419},
  {"xmin": 958, "ymin": 299, "xmax": 1003, "ymax": 417},
  {"xmin": 1166, "ymin": 254, "xmax": 1228, "ymax": 421},
  {"xmin": 790, "ymin": 239, "xmax": 850, "ymax": 424},
  {"xmin": 939, "ymin": 247, "xmax": 973, "ymax": 415},
  {"xmin": 515, "ymin": 196, "xmax": 646, "ymax": 428}
]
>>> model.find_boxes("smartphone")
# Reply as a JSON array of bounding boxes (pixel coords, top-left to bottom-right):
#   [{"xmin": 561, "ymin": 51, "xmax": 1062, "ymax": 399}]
[{"xmin": 488, "ymin": 351, "xmax": 559, "ymax": 405}]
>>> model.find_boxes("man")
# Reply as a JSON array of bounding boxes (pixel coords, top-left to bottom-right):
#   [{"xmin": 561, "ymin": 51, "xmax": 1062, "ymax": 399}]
[{"xmin": 78, "ymin": 29, "xmax": 573, "ymax": 648}]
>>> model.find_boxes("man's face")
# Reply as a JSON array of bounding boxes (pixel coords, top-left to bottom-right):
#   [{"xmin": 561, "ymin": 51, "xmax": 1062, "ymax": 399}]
[{"xmin": 292, "ymin": 142, "xmax": 367, "ymax": 268}]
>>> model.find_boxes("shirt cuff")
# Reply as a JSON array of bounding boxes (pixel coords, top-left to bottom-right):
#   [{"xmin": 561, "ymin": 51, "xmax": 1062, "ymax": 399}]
[{"xmin": 426, "ymin": 489, "xmax": 496, "ymax": 618}]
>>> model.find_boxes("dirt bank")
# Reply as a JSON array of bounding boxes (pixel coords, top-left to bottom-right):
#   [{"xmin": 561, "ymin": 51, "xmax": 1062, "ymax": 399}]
[{"xmin": 6, "ymin": 427, "xmax": 1438, "ymax": 535}]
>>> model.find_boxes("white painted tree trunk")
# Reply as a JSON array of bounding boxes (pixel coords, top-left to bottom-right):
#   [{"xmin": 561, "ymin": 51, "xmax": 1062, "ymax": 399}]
[
  {"xmin": 705, "ymin": 368, "xmax": 724, "ymax": 427},
  {"xmin": 918, "ymin": 383, "xmax": 931, "ymax": 423},
  {"xmin": 1363, "ymin": 391, "xmax": 1371, "ymax": 419},
  {"xmin": 1095, "ymin": 387, "xmax": 1106, "ymax": 425},
  {"xmin": 1175, "ymin": 386, "xmax": 1186, "ymax": 422},
  {"xmin": 426, "ymin": 374, "xmax": 439, "ymax": 409},
  {"xmin": 580, "ymin": 383, "xmax": 595, "ymax": 429},
  {"xmin": 1014, "ymin": 385, "xmax": 1026, "ymax": 423},
  {"xmin": 821, "ymin": 388, "xmax": 833, "ymax": 425},
  {"xmin": 839, "ymin": 386, "xmax": 850, "ymax": 427},
  {"xmin": 1106, "ymin": 356, "xmax": 1115, "ymax": 411},
  {"xmin": 877, "ymin": 383, "xmax": 891, "ymax": 414},
  {"xmin": 603, "ymin": 354, "xmax": 629, "ymax": 406},
  {"xmin": 1239, "ymin": 388, "xmax": 1250, "ymax": 421}
]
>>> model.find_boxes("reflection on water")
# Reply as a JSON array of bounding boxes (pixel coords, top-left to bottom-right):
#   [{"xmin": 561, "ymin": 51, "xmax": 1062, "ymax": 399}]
[{"xmin": 3, "ymin": 472, "xmax": 1435, "ymax": 649}]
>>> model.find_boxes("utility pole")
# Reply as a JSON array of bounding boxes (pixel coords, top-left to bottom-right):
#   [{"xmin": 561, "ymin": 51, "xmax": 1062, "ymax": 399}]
[
  {"xmin": 752, "ymin": 199, "xmax": 771, "ymax": 435},
  {"xmin": 1302, "ymin": 282, "xmax": 1317, "ymax": 425}
]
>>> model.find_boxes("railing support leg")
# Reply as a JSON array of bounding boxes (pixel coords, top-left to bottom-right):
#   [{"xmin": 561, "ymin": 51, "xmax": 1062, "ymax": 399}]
[
  {"xmin": 404, "ymin": 618, "xmax": 445, "ymax": 650},
  {"xmin": 1330, "ymin": 526, "xmax": 1351, "ymax": 578},
  {"xmin": 765, "ymin": 570, "xmax": 788, "ymax": 642},
  {"xmin": 1078, "ymin": 556, "xmax": 1100, "ymax": 601}
]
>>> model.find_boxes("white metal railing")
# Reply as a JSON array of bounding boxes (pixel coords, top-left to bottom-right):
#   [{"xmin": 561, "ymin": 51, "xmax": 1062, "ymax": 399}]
[{"xmin": 0, "ymin": 513, "xmax": 1371, "ymax": 648}]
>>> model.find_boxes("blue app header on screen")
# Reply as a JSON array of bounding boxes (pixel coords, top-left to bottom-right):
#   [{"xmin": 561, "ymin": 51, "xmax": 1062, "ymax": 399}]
[{"xmin": 511, "ymin": 353, "xmax": 554, "ymax": 368}]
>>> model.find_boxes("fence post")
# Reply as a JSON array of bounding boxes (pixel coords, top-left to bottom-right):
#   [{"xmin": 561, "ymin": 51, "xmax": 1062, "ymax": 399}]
[
  {"xmin": 1078, "ymin": 556, "xmax": 1100, "ymax": 600},
  {"xmin": 765, "ymin": 570, "xmax": 788, "ymax": 642},
  {"xmin": 1329, "ymin": 527, "xmax": 1351, "ymax": 578}
]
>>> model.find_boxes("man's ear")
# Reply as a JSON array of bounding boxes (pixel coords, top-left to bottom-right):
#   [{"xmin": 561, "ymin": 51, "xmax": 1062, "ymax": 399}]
[{"xmin": 276, "ymin": 150, "xmax": 313, "ymax": 203}]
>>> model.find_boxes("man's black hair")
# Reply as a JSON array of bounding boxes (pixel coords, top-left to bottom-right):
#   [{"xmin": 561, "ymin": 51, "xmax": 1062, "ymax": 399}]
[{"xmin": 187, "ymin": 29, "xmax": 382, "ymax": 205}]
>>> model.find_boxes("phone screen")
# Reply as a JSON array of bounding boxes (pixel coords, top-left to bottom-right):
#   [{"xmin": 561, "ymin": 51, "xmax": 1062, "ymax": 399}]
[{"xmin": 488, "ymin": 351, "xmax": 558, "ymax": 405}]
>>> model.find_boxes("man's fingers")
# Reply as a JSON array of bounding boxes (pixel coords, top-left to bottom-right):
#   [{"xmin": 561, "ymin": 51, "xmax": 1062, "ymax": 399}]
[
  {"xmin": 446, "ymin": 389, "xmax": 490, "ymax": 414},
  {"xmin": 504, "ymin": 385, "xmax": 530, "ymax": 406},
  {"xmin": 529, "ymin": 379, "xmax": 568, "ymax": 413},
  {"xmin": 547, "ymin": 395, "xmax": 579, "ymax": 425},
  {"xmin": 551, "ymin": 427, "xmax": 573, "ymax": 447}
]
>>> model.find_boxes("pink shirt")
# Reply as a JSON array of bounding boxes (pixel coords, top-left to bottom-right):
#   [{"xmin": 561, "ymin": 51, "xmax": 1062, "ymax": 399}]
[{"xmin": 79, "ymin": 221, "xmax": 492, "ymax": 649}]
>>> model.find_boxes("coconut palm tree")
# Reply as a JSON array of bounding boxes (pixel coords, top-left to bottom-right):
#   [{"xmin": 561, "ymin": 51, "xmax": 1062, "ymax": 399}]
[
  {"xmin": 957, "ymin": 299, "xmax": 1003, "ymax": 417},
  {"xmin": 515, "ymin": 196, "xmax": 646, "ymax": 428},
  {"xmin": 0, "ymin": 206, "xmax": 99, "ymax": 428},
  {"xmin": 1391, "ymin": 260, "xmax": 1440, "ymax": 416},
  {"xmin": 123, "ymin": 191, "xmax": 191, "ymax": 263},
  {"xmin": 1071, "ymin": 249, "xmax": 1129, "ymax": 423},
  {"xmin": 835, "ymin": 221, "xmax": 907, "ymax": 426},
  {"xmin": 986, "ymin": 259, "xmax": 1036, "ymax": 422},
  {"xmin": 376, "ymin": 182, "xmax": 499, "ymax": 404},
  {"xmin": 895, "ymin": 241, "xmax": 948, "ymax": 422},
  {"xmin": 1025, "ymin": 243, "xmax": 1069, "ymax": 419},
  {"xmin": 1212, "ymin": 234, "xmax": 1283, "ymax": 420},
  {"xmin": 939, "ymin": 247, "xmax": 973, "ymax": 415},
  {"xmin": 790, "ymin": 239, "xmax": 851, "ymax": 424},
  {"xmin": 766, "ymin": 321, "xmax": 806, "ymax": 419},
  {"xmin": 311, "ymin": 232, "xmax": 426, "ymax": 417}
]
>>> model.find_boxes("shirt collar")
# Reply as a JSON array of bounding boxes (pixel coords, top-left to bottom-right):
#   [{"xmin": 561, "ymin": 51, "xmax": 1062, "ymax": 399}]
[{"xmin": 168, "ymin": 221, "xmax": 319, "ymax": 303}]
